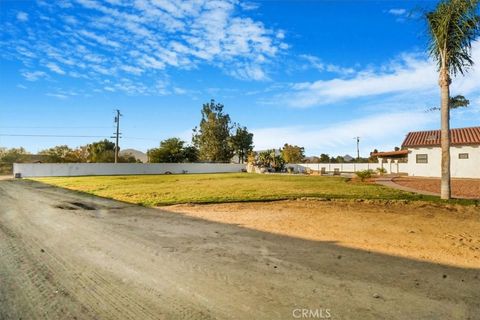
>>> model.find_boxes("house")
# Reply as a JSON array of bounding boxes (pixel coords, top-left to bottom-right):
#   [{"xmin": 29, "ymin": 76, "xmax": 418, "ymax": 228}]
[{"xmin": 401, "ymin": 126, "xmax": 480, "ymax": 178}]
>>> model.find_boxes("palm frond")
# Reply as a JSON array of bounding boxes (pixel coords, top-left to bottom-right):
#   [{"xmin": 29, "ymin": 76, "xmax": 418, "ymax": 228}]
[{"xmin": 426, "ymin": 0, "xmax": 480, "ymax": 75}]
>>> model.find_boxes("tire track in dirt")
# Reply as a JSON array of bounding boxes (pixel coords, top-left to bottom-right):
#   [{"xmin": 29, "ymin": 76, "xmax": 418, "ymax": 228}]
[
  {"xmin": 0, "ymin": 181, "xmax": 217, "ymax": 320},
  {"xmin": 1, "ymin": 179, "xmax": 479, "ymax": 319}
]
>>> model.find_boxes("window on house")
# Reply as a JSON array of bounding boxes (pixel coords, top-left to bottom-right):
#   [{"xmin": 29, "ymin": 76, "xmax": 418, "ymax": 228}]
[
  {"xmin": 459, "ymin": 153, "xmax": 469, "ymax": 159},
  {"xmin": 416, "ymin": 154, "xmax": 428, "ymax": 163}
]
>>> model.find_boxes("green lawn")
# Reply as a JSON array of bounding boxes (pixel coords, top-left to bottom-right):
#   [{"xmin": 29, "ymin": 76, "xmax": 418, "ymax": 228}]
[{"xmin": 31, "ymin": 173, "xmax": 453, "ymax": 206}]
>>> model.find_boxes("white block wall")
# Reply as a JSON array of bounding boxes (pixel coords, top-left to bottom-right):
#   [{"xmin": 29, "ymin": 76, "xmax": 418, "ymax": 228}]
[
  {"xmin": 13, "ymin": 163, "xmax": 247, "ymax": 178},
  {"xmin": 406, "ymin": 146, "xmax": 480, "ymax": 178},
  {"xmin": 289, "ymin": 163, "xmax": 408, "ymax": 174}
]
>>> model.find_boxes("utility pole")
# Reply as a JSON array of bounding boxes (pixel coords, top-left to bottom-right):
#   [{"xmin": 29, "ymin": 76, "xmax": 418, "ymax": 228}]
[
  {"xmin": 113, "ymin": 109, "xmax": 122, "ymax": 163},
  {"xmin": 354, "ymin": 136, "xmax": 360, "ymax": 160}
]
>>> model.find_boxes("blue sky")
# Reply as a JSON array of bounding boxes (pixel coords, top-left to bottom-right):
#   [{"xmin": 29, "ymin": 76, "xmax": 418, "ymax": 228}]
[{"xmin": 1, "ymin": 0, "xmax": 479, "ymax": 157}]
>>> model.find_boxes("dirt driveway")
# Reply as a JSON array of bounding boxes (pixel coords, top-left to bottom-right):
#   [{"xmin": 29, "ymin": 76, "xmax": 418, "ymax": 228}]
[{"xmin": 1, "ymin": 179, "xmax": 479, "ymax": 319}]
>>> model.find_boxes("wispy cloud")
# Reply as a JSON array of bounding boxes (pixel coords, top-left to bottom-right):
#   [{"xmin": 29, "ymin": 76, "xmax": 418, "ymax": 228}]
[
  {"xmin": 46, "ymin": 62, "xmax": 66, "ymax": 75},
  {"xmin": 252, "ymin": 111, "xmax": 435, "ymax": 156},
  {"xmin": 22, "ymin": 70, "xmax": 47, "ymax": 81},
  {"xmin": 78, "ymin": 30, "xmax": 121, "ymax": 48},
  {"xmin": 388, "ymin": 8, "xmax": 407, "ymax": 16},
  {"xmin": 274, "ymin": 40, "xmax": 480, "ymax": 108},
  {"xmin": 299, "ymin": 54, "xmax": 355, "ymax": 76},
  {"xmin": 386, "ymin": 8, "xmax": 420, "ymax": 22},
  {"xmin": 2, "ymin": 0, "xmax": 287, "ymax": 95},
  {"xmin": 46, "ymin": 93, "xmax": 69, "ymax": 99},
  {"xmin": 16, "ymin": 11, "xmax": 29, "ymax": 22},
  {"xmin": 240, "ymin": 2, "xmax": 260, "ymax": 11}
]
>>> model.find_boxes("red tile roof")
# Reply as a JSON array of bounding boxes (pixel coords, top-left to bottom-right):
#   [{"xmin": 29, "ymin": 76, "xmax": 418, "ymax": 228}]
[
  {"xmin": 371, "ymin": 150, "xmax": 409, "ymax": 157},
  {"xmin": 402, "ymin": 126, "xmax": 480, "ymax": 147}
]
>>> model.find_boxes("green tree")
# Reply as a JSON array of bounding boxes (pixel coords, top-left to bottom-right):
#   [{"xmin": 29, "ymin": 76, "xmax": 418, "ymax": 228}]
[
  {"xmin": 0, "ymin": 147, "xmax": 29, "ymax": 163},
  {"xmin": 182, "ymin": 145, "xmax": 199, "ymax": 163},
  {"xmin": 148, "ymin": 138, "xmax": 186, "ymax": 163},
  {"xmin": 281, "ymin": 143, "xmax": 305, "ymax": 163},
  {"xmin": 192, "ymin": 100, "xmax": 233, "ymax": 162},
  {"xmin": 39, "ymin": 145, "xmax": 78, "ymax": 163},
  {"xmin": 369, "ymin": 149, "xmax": 379, "ymax": 163},
  {"xmin": 426, "ymin": 0, "xmax": 479, "ymax": 199},
  {"xmin": 118, "ymin": 153, "xmax": 140, "ymax": 163},
  {"xmin": 335, "ymin": 155, "xmax": 345, "ymax": 163},
  {"xmin": 71, "ymin": 146, "xmax": 89, "ymax": 163},
  {"xmin": 319, "ymin": 153, "xmax": 330, "ymax": 163},
  {"xmin": 86, "ymin": 139, "xmax": 116, "ymax": 163},
  {"xmin": 230, "ymin": 125, "xmax": 254, "ymax": 163}
]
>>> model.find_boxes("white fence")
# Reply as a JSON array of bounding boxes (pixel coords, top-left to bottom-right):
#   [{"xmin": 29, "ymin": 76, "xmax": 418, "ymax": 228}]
[
  {"xmin": 13, "ymin": 163, "xmax": 247, "ymax": 178},
  {"xmin": 289, "ymin": 162, "xmax": 408, "ymax": 174}
]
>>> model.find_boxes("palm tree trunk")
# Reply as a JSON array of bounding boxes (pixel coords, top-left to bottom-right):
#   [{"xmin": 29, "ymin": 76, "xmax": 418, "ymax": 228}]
[{"xmin": 439, "ymin": 68, "xmax": 451, "ymax": 200}]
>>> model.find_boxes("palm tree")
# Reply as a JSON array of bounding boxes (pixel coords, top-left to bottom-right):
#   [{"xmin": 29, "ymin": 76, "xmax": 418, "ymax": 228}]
[{"xmin": 426, "ymin": 0, "xmax": 479, "ymax": 199}]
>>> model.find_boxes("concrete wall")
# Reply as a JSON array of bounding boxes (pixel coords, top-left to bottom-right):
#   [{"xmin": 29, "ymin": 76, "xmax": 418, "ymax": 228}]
[
  {"xmin": 289, "ymin": 163, "xmax": 408, "ymax": 174},
  {"xmin": 407, "ymin": 146, "xmax": 480, "ymax": 178},
  {"xmin": 13, "ymin": 163, "xmax": 247, "ymax": 178}
]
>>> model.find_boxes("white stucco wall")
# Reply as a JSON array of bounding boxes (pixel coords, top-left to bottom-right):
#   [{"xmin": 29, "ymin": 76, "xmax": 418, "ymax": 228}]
[
  {"xmin": 290, "ymin": 163, "xmax": 408, "ymax": 174},
  {"xmin": 406, "ymin": 145, "xmax": 480, "ymax": 178},
  {"xmin": 13, "ymin": 163, "xmax": 247, "ymax": 178},
  {"xmin": 292, "ymin": 163, "xmax": 375, "ymax": 172}
]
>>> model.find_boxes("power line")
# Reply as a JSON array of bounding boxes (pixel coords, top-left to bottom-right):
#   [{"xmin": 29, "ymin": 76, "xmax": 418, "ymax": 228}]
[
  {"xmin": 0, "ymin": 134, "xmax": 159, "ymax": 141},
  {"xmin": 0, "ymin": 134, "xmax": 107, "ymax": 138},
  {"xmin": 353, "ymin": 136, "xmax": 360, "ymax": 160},
  {"xmin": 0, "ymin": 126, "xmax": 112, "ymax": 129},
  {"xmin": 111, "ymin": 109, "xmax": 122, "ymax": 163}
]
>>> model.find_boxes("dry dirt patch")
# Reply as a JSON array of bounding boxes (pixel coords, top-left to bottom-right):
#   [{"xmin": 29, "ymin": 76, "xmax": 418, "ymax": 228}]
[
  {"xmin": 2, "ymin": 180, "xmax": 480, "ymax": 319},
  {"xmin": 393, "ymin": 177, "xmax": 480, "ymax": 199},
  {"xmin": 166, "ymin": 199, "xmax": 480, "ymax": 268}
]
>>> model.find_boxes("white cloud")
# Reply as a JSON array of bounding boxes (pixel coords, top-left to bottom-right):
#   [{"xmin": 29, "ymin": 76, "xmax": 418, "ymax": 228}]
[
  {"xmin": 139, "ymin": 55, "xmax": 166, "ymax": 70},
  {"xmin": 240, "ymin": 2, "xmax": 260, "ymax": 11},
  {"xmin": 46, "ymin": 93, "xmax": 68, "ymax": 99},
  {"xmin": 62, "ymin": 15, "xmax": 78, "ymax": 25},
  {"xmin": 16, "ymin": 12, "xmax": 29, "ymax": 22},
  {"xmin": 78, "ymin": 30, "xmax": 121, "ymax": 48},
  {"xmin": 278, "ymin": 40, "xmax": 480, "ymax": 108},
  {"xmin": 252, "ymin": 111, "xmax": 435, "ymax": 156},
  {"xmin": 388, "ymin": 8, "xmax": 406, "ymax": 16},
  {"xmin": 229, "ymin": 63, "xmax": 269, "ymax": 81},
  {"xmin": 104, "ymin": 86, "xmax": 116, "ymax": 92},
  {"xmin": 46, "ymin": 62, "xmax": 66, "ymax": 75},
  {"xmin": 386, "ymin": 8, "xmax": 420, "ymax": 22},
  {"xmin": 173, "ymin": 87, "xmax": 187, "ymax": 94},
  {"xmin": 22, "ymin": 71, "xmax": 47, "ymax": 81},
  {"xmin": 120, "ymin": 65, "xmax": 144, "ymax": 75},
  {"xmin": 287, "ymin": 56, "xmax": 435, "ymax": 107},
  {"xmin": 3, "ymin": 0, "xmax": 286, "ymax": 94},
  {"xmin": 300, "ymin": 54, "xmax": 355, "ymax": 76}
]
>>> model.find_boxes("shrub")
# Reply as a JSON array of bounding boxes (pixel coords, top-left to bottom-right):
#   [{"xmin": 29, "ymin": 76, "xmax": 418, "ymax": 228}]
[
  {"xmin": 376, "ymin": 167, "xmax": 387, "ymax": 175},
  {"xmin": 257, "ymin": 149, "xmax": 285, "ymax": 172},
  {"xmin": 355, "ymin": 169, "xmax": 374, "ymax": 182}
]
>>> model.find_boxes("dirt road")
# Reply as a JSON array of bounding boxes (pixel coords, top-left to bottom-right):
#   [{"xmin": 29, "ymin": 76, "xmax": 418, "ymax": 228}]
[{"xmin": 1, "ymin": 179, "xmax": 479, "ymax": 319}]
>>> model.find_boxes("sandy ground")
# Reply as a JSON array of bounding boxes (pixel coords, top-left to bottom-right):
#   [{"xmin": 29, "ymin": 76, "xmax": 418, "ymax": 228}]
[
  {"xmin": 393, "ymin": 177, "xmax": 480, "ymax": 199},
  {"xmin": 1, "ymin": 180, "xmax": 479, "ymax": 319},
  {"xmin": 167, "ymin": 200, "xmax": 480, "ymax": 269}
]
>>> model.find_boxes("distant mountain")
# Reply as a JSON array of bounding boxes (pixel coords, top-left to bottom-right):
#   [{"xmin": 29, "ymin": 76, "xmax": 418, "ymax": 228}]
[
  {"xmin": 343, "ymin": 154, "xmax": 354, "ymax": 162},
  {"xmin": 120, "ymin": 149, "xmax": 147, "ymax": 163}
]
